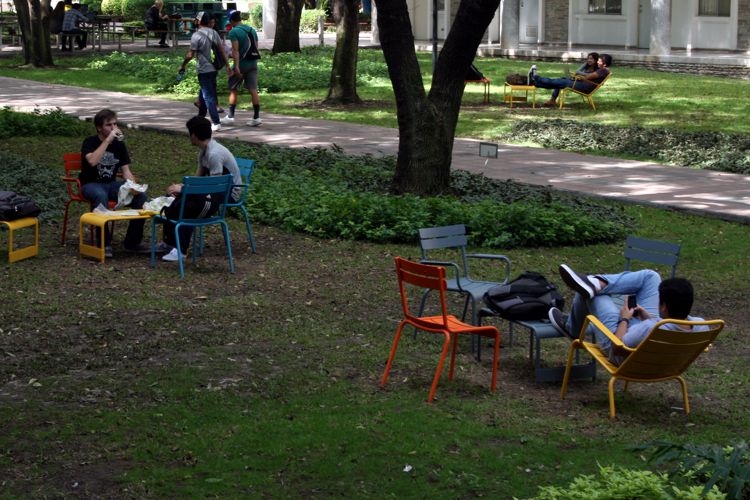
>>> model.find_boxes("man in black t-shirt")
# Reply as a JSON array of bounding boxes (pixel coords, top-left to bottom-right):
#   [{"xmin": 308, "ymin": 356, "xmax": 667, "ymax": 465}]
[{"xmin": 81, "ymin": 109, "xmax": 148, "ymax": 256}]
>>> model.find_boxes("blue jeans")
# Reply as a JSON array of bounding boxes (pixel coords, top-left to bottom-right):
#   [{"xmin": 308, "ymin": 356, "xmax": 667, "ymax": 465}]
[
  {"xmin": 565, "ymin": 270, "xmax": 661, "ymax": 356},
  {"xmin": 534, "ymin": 75, "xmax": 596, "ymax": 100},
  {"xmin": 82, "ymin": 180, "xmax": 147, "ymax": 247},
  {"xmin": 197, "ymin": 71, "xmax": 220, "ymax": 125}
]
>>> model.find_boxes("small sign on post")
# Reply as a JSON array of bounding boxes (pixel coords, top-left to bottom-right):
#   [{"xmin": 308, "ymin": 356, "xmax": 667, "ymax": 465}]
[{"xmin": 479, "ymin": 142, "xmax": 498, "ymax": 158}]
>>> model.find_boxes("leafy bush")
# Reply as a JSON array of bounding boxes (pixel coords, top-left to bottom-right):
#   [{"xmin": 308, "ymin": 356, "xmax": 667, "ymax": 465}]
[
  {"xmin": 100, "ymin": 0, "xmax": 122, "ymax": 16},
  {"xmin": 80, "ymin": 47, "xmax": 391, "ymax": 94},
  {"xmin": 529, "ymin": 464, "xmax": 725, "ymax": 500},
  {"xmin": 121, "ymin": 0, "xmax": 152, "ymax": 21},
  {"xmin": 0, "ymin": 107, "xmax": 90, "ymax": 139},
  {"xmin": 300, "ymin": 9, "xmax": 325, "ymax": 33},
  {"xmin": 635, "ymin": 440, "xmax": 750, "ymax": 500},
  {"xmin": 510, "ymin": 119, "xmax": 750, "ymax": 175},
  {"xmin": 229, "ymin": 143, "xmax": 630, "ymax": 248},
  {"xmin": 0, "ymin": 151, "xmax": 68, "ymax": 220},
  {"xmin": 249, "ymin": 3, "xmax": 262, "ymax": 29}
]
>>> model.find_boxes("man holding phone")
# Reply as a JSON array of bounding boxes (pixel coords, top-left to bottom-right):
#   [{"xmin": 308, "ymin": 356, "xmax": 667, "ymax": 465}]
[{"xmin": 548, "ymin": 265, "xmax": 709, "ymax": 365}]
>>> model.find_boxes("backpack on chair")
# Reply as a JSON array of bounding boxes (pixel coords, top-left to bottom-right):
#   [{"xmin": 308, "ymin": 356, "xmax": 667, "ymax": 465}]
[{"xmin": 483, "ymin": 271, "xmax": 564, "ymax": 321}]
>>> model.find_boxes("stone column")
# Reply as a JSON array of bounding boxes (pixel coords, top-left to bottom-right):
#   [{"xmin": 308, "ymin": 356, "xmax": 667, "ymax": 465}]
[
  {"xmin": 262, "ymin": 0, "xmax": 277, "ymax": 39},
  {"xmin": 371, "ymin": 2, "xmax": 379, "ymax": 44},
  {"xmin": 501, "ymin": 0, "xmax": 520, "ymax": 49},
  {"xmin": 649, "ymin": 0, "xmax": 671, "ymax": 55}
]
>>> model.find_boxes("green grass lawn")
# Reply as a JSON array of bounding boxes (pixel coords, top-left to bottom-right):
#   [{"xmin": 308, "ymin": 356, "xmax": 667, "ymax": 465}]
[
  {"xmin": 2, "ymin": 48, "xmax": 750, "ymax": 141},
  {"xmin": 0, "ymin": 130, "xmax": 748, "ymax": 497}
]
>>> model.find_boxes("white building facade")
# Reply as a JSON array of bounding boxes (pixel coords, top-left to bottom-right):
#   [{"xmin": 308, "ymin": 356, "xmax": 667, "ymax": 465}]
[{"xmin": 408, "ymin": 0, "xmax": 750, "ymax": 54}]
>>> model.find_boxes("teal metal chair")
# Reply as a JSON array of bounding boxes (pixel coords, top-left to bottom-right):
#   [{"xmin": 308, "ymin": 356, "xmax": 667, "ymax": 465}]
[
  {"xmin": 150, "ymin": 175, "xmax": 235, "ymax": 279},
  {"xmin": 197, "ymin": 158, "xmax": 257, "ymax": 254}
]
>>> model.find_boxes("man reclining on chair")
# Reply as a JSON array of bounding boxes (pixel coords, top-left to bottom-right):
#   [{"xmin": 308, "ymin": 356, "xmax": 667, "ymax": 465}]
[
  {"xmin": 548, "ymin": 264, "xmax": 709, "ymax": 365},
  {"xmin": 531, "ymin": 53, "xmax": 612, "ymax": 107}
]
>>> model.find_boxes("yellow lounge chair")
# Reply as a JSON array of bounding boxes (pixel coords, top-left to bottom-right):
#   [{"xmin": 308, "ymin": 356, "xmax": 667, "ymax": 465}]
[
  {"xmin": 559, "ymin": 72, "xmax": 612, "ymax": 111},
  {"xmin": 560, "ymin": 315, "xmax": 724, "ymax": 418}
]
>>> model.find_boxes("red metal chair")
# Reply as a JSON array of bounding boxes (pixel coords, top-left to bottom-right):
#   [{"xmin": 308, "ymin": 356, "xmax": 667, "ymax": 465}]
[
  {"xmin": 60, "ymin": 152, "xmax": 117, "ymax": 245},
  {"xmin": 381, "ymin": 257, "xmax": 501, "ymax": 402}
]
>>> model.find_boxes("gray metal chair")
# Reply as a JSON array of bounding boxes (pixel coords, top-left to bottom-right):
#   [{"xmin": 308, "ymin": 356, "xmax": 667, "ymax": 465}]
[{"xmin": 418, "ymin": 224, "xmax": 511, "ymax": 327}]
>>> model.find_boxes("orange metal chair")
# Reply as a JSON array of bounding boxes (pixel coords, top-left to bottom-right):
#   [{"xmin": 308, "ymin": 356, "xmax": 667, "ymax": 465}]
[
  {"xmin": 381, "ymin": 257, "xmax": 501, "ymax": 402},
  {"xmin": 60, "ymin": 152, "xmax": 117, "ymax": 245}
]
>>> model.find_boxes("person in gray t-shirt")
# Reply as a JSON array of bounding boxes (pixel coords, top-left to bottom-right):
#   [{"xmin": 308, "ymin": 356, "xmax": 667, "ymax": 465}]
[
  {"xmin": 178, "ymin": 11, "xmax": 230, "ymax": 130},
  {"xmin": 158, "ymin": 116, "xmax": 241, "ymax": 262},
  {"xmin": 549, "ymin": 265, "xmax": 709, "ymax": 365}
]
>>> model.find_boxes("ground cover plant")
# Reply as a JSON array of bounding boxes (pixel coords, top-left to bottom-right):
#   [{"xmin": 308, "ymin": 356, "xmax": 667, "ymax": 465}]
[{"xmin": 1, "ymin": 113, "xmax": 749, "ymax": 497}]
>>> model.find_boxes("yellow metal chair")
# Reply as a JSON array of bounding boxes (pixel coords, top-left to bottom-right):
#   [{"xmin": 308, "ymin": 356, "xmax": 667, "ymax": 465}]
[
  {"xmin": 560, "ymin": 315, "xmax": 724, "ymax": 418},
  {"xmin": 1, "ymin": 217, "xmax": 39, "ymax": 263},
  {"xmin": 559, "ymin": 72, "xmax": 612, "ymax": 111}
]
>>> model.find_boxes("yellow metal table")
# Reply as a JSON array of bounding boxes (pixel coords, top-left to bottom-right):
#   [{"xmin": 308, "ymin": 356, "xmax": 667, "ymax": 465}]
[
  {"xmin": 503, "ymin": 83, "xmax": 537, "ymax": 108},
  {"xmin": 79, "ymin": 211, "xmax": 152, "ymax": 262},
  {"xmin": 1, "ymin": 217, "xmax": 39, "ymax": 263}
]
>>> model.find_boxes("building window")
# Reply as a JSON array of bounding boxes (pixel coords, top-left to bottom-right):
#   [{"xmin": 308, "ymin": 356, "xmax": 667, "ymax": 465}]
[
  {"xmin": 588, "ymin": 0, "xmax": 622, "ymax": 14},
  {"xmin": 698, "ymin": 0, "xmax": 730, "ymax": 16}
]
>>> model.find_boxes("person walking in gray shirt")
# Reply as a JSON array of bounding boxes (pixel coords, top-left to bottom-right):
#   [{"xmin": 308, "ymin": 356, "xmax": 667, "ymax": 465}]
[{"xmin": 178, "ymin": 11, "xmax": 229, "ymax": 132}]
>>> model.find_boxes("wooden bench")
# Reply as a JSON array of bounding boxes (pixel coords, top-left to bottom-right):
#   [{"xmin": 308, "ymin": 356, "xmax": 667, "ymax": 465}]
[{"xmin": 465, "ymin": 77, "xmax": 491, "ymax": 104}]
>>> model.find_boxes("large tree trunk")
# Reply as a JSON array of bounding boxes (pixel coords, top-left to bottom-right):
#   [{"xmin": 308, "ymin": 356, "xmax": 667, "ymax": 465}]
[
  {"xmin": 324, "ymin": 0, "xmax": 360, "ymax": 104},
  {"xmin": 272, "ymin": 0, "xmax": 303, "ymax": 53},
  {"xmin": 376, "ymin": 0, "xmax": 499, "ymax": 196},
  {"xmin": 13, "ymin": 0, "xmax": 54, "ymax": 67}
]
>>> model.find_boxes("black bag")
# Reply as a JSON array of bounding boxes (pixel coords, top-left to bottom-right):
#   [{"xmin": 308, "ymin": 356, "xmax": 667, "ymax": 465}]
[
  {"xmin": 465, "ymin": 63, "xmax": 484, "ymax": 80},
  {"xmin": 241, "ymin": 26, "xmax": 261, "ymax": 61},
  {"xmin": 483, "ymin": 271, "xmax": 564, "ymax": 321},
  {"xmin": 505, "ymin": 73, "xmax": 528, "ymax": 85},
  {"xmin": 0, "ymin": 191, "xmax": 41, "ymax": 221}
]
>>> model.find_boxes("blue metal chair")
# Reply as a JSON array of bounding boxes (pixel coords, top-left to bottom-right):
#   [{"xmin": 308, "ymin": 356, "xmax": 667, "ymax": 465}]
[
  {"xmin": 150, "ymin": 175, "xmax": 235, "ymax": 279},
  {"xmin": 197, "ymin": 158, "xmax": 257, "ymax": 254}
]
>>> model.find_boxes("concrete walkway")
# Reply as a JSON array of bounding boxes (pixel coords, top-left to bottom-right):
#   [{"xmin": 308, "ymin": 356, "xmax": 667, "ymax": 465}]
[{"xmin": 2, "ymin": 76, "xmax": 749, "ymax": 223}]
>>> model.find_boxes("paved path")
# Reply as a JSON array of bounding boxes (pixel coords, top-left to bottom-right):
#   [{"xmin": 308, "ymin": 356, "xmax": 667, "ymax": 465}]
[{"xmin": 2, "ymin": 76, "xmax": 748, "ymax": 223}]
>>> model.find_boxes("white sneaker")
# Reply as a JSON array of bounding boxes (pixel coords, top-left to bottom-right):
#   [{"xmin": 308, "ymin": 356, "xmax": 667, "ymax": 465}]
[
  {"xmin": 154, "ymin": 241, "xmax": 173, "ymax": 254},
  {"xmin": 247, "ymin": 118, "xmax": 262, "ymax": 127},
  {"xmin": 211, "ymin": 122, "xmax": 222, "ymax": 132},
  {"xmin": 162, "ymin": 248, "xmax": 187, "ymax": 262},
  {"xmin": 104, "ymin": 245, "xmax": 113, "ymax": 258},
  {"xmin": 222, "ymin": 115, "xmax": 235, "ymax": 124}
]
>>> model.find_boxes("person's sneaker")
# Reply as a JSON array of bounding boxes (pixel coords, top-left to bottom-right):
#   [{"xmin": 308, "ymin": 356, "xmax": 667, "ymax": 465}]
[
  {"xmin": 247, "ymin": 118, "xmax": 262, "ymax": 127},
  {"xmin": 548, "ymin": 307, "xmax": 574, "ymax": 340},
  {"xmin": 154, "ymin": 241, "xmax": 174, "ymax": 254},
  {"xmin": 104, "ymin": 245, "xmax": 113, "ymax": 258},
  {"xmin": 162, "ymin": 248, "xmax": 187, "ymax": 262},
  {"xmin": 559, "ymin": 264, "xmax": 600, "ymax": 299},
  {"xmin": 211, "ymin": 122, "xmax": 222, "ymax": 132},
  {"xmin": 123, "ymin": 243, "xmax": 151, "ymax": 254},
  {"xmin": 222, "ymin": 114, "xmax": 235, "ymax": 124}
]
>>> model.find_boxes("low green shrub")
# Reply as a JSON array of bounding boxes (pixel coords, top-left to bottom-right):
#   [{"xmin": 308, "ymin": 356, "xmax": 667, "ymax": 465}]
[
  {"xmin": 635, "ymin": 440, "xmax": 750, "ymax": 500},
  {"xmin": 100, "ymin": 0, "xmax": 122, "ymax": 16},
  {"xmin": 121, "ymin": 0, "xmax": 152, "ymax": 21},
  {"xmin": 230, "ymin": 143, "xmax": 630, "ymax": 248},
  {"xmin": 0, "ymin": 151, "xmax": 67, "ymax": 219},
  {"xmin": 509, "ymin": 119, "xmax": 750, "ymax": 175},
  {"xmin": 300, "ymin": 9, "xmax": 325, "ymax": 33},
  {"xmin": 528, "ymin": 464, "xmax": 725, "ymax": 500},
  {"xmin": 0, "ymin": 107, "xmax": 90, "ymax": 139}
]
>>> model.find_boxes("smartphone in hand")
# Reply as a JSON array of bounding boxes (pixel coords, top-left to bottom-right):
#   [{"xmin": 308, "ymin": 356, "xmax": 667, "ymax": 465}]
[{"xmin": 627, "ymin": 295, "xmax": 637, "ymax": 309}]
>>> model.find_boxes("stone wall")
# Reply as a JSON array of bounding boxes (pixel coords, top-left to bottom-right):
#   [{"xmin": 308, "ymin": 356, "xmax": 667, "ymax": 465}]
[
  {"xmin": 739, "ymin": 0, "xmax": 750, "ymax": 51},
  {"xmin": 544, "ymin": 0, "xmax": 568, "ymax": 43}
]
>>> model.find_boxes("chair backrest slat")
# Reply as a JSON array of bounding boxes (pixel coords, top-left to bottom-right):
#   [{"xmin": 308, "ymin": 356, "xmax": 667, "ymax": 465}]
[
  {"xmin": 616, "ymin": 320, "xmax": 723, "ymax": 380},
  {"xmin": 418, "ymin": 224, "xmax": 469, "ymax": 276},
  {"xmin": 177, "ymin": 175, "xmax": 233, "ymax": 221},
  {"xmin": 395, "ymin": 257, "xmax": 449, "ymax": 327},
  {"xmin": 64, "ymin": 152, "xmax": 82, "ymax": 175},
  {"xmin": 624, "ymin": 235, "xmax": 681, "ymax": 278}
]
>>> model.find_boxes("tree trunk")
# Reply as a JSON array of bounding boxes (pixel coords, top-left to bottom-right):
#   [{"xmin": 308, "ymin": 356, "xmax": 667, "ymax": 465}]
[
  {"xmin": 375, "ymin": 0, "xmax": 499, "ymax": 196},
  {"xmin": 324, "ymin": 0, "xmax": 360, "ymax": 104},
  {"xmin": 272, "ymin": 0, "xmax": 303, "ymax": 53},
  {"xmin": 13, "ymin": 0, "xmax": 54, "ymax": 67}
]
